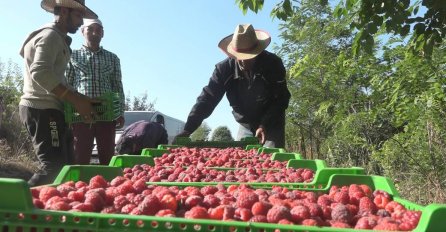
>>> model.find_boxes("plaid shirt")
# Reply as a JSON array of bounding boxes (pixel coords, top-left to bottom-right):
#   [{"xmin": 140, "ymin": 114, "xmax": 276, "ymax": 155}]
[{"xmin": 66, "ymin": 46, "xmax": 125, "ymax": 116}]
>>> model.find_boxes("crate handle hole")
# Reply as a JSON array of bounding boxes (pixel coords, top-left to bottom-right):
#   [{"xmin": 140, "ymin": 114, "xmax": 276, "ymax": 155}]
[{"xmin": 108, "ymin": 218, "xmax": 116, "ymax": 225}]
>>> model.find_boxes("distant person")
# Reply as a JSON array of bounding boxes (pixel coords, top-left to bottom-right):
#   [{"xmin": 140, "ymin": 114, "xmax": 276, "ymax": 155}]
[
  {"xmin": 116, "ymin": 120, "xmax": 168, "ymax": 155},
  {"xmin": 19, "ymin": 0, "xmax": 98, "ymax": 187},
  {"xmin": 175, "ymin": 24, "xmax": 291, "ymax": 148},
  {"xmin": 66, "ymin": 18, "xmax": 125, "ymax": 165}
]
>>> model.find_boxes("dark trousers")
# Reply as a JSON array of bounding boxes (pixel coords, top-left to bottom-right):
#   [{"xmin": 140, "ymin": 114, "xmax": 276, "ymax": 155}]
[
  {"xmin": 71, "ymin": 121, "xmax": 116, "ymax": 165},
  {"xmin": 19, "ymin": 105, "xmax": 73, "ymax": 187}
]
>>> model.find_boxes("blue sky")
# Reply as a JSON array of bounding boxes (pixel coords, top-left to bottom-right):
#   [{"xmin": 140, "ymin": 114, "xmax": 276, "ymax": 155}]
[{"xmin": 0, "ymin": 1, "xmax": 283, "ymax": 138}]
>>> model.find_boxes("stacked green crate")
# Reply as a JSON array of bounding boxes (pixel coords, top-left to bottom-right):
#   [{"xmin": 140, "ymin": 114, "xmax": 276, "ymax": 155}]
[{"xmin": 1, "ymin": 173, "xmax": 445, "ymax": 231}]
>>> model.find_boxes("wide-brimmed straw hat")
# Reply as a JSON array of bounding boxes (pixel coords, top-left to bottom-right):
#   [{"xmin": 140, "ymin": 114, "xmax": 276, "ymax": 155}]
[
  {"xmin": 41, "ymin": 0, "xmax": 98, "ymax": 19},
  {"xmin": 218, "ymin": 24, "xmax": 271, "ymax": 60}
]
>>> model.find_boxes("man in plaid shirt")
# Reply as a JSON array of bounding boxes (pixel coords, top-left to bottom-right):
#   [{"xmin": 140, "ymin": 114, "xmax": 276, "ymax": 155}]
[{"xmin": 66, "ymin": 18, "xmax": 125, "ymax": 165}]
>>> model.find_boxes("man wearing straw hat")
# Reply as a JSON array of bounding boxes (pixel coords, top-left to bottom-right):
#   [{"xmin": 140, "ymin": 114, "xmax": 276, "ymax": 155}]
[
  {"xmin": 176, "ymin": 24, "xmax": 291, "ymax": 148},
  {"xmin": 19, "ymin": 0, "xmax": 98, "ymax": 186}
]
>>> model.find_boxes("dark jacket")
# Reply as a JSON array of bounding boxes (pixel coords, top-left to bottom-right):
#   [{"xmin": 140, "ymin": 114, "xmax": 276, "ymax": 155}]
[
  {"xmin": 184, "ymin": 50, "xmax": 291, "ymax": 133},
  {"xmin": 116, "ymin": 120, "xmax": 168, "ymax": 155}
]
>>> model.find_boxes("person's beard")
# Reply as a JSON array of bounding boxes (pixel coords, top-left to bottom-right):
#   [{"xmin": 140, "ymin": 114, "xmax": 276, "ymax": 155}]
[{"xmin": 66, "ymin": 15, "xmax": 79, "ymax": 34}]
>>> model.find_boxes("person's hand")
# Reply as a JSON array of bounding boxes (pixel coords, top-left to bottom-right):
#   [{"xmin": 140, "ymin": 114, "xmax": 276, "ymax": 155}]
[
  {"xmin": 73, "ymin": 94, "xmax": 101, "ymax": 124},
  {"xmin": 173, "ymin": 130, "xmax": 191, "ymax": 144},
  {"xmin": 255, "ymin": 127, "xmax": 266, "ymax": 144},
  {"xmin": 115, "ymin": 116, "xmax": 125, "ymax": 129}
]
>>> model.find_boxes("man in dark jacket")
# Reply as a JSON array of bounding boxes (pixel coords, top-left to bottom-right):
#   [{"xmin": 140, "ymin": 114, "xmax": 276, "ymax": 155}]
[
  {"xmin": 175, "ymin": 24, "xmax": 291, "ymax": 148},
  {"xmin": 116, "ymin": 120, "xmax": 168, "ymax": 155}
]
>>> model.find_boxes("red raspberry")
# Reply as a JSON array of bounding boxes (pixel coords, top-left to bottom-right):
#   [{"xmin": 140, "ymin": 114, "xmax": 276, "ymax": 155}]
[
  {"xmin": 101, "ymin": 206, "xmax": 118, "ymax": 214},
  {"xmin": 72, "ymin": 203, "xmax": 94, "ymax": 212},
  {"xmin": 121, "ymin": 204, "xmax": 137, "ymax": 214},
  {"xmin": 56, "ymin": 184, "xmax": 75, "ymax": 197},
  {"xmin": 155, "ymin": 209, "xmax": 176, "ymax": 217},
  {"xmin": 249, "ymin": 215, "xmax": 268, "ymax": 223},
  {"xmin": 307, "ymin": 203, "xmax": 323, "ymax": 218},
  {"xmin": 330, "ymin": 221, "xmax": 351, "ymax": 228},
  {"xmin": 359, "ymin": 184, "xmax": 372, "ymax": 197},
  {"xmin": 302, "ymin": 218, "xmax": 319, "ymax": 226},
  {"xmin": 116, "ymin": 181, "xmax": 135, "ymax": 195},
  {"xmin": 235, "ymin": 208, "xmax": 252, "ymax": 221},
  {"xmin": 358, "ymin": 196, "xmax": 377, "ymax": 215},
  {"xmin": 138, "ymin": 195, "xmax": 161, "ymax": 215},
  {"xmin": 183, "ymin": 186, "xmax": 202, "ymax": 196},
  {"xmin": 374, "ymin": 194, "xmax": 391, "ymax": 209},
  {"xmin": 251, "ymin": 201, "xmax": 272, "ymax": 216},
  {"xmin": 202, "ymin": 194, "xmax": 220, "ymax": 208},
  {"xmin": 30, "ymin": 188, "xmax": 41, "ymax": 199},
  {"xmin": 355, "ymin": 216, "xmax": 377, "ymax": 229},
  {"xmin": 33, "ymin": 199, "xmax": 44, "ymax": 209},
  {"xmin": 39, "ymin": 186, "xmax": 60, "ymax": 203},
  {"xmin": 373, "ymin": 221, "xmax": 400, "ymax": 231},
  {"xmin": 67, "ymin": 191, "xmax": 84, "ymax": 202},
  {"xmin": 331, "ymin": 204, "xmax": 352, "ymax": 224},
  {"xmin": 89, "ymin": 175, "xmax": 108, "ymax": 189},
  {"xmin": 160, "ymin": 194, "xmax": 178, "ymax": 212},
  {"xmin": 132, "ymin": 179, "xmax": 147, "ymax": 193},
  {"xmin": 185, "ymin": 206, "xmax": 209, "ymax": 219},
  {"xmin": 290, "ymin": 205, "xmax": 311, "ymax": 223},
  {"xmin": 349, "ymin": 190, "xmax": 365, "ymax": 205},
  {"xmin": 75, "ymin": 181, "xmax": 88, "ymax": 189},
  {"xmin": 113, "ymin": 195, "xmax": 130, "ymax": 211},
  {"xmin": 84, "ymin": 192, "xmax": 105, "ymax": 212},
  {"xmin": 317, "ymin": 194, "xmax": 332, "ymax": 207},
  {"xmin": 385, "ymin": 201, "xmax": 405, "ymax": 213},
  {"xmin": 208, "ymin": 205, "xmax": 226, "ymax": 220},
  {"xmin": 267, "ymin": 205, "xmax": 291, "ymax": 223},
  {"xmin": 110, "ymin": 176, "xmax": 127, "ymax": 187},
  {"xmin": 333, "ymin": 191, "xmax": 350, "ymax": 205},
  {"xmin": 184, "ymin": 195, "xmax": 203, "ymax": 209},
  {"xmin": 304, "ymin": 191, "xmax": 317, "ymax": 203},
  {"xmin": 237, "ymin": 189, "xmax": 259, "ymax": 209},
  {"xmin": 200, "ymin": 186, "xmax": 218, "ymax": 195}
]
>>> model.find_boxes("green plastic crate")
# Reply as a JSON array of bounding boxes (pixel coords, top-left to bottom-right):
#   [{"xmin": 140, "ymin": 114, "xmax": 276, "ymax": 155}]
[
  {"xmin": 141, "ymin": 147, "xmax": 298, "ymax": 161},
  {"xmin": 64, "ymin": 92, "xmax": 121, "ymax": 124},
  {"xmin": 108, "ymin": 155, "xmax": 155, "ymax": 168},
  {"xmin": 1, "ymin": 174, "xmax": 446, "ymax": 232},
  {"xmin": 106, "ymin": 155, "xmax": 364, "ymax": 187},
  {"xmin": 271, "ymin": 152, "xmax": 302, "ymax": 161}
]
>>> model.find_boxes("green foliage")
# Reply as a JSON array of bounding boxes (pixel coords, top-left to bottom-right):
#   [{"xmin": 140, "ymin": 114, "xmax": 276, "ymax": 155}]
[
  {"xmin": 236, "ymin": 0, "xmax": 445, "ymax": 57},
  {"xmin": 210, "ymin": 126, "xmax": 234, "ymax": 141},
  {"xmin": 0, "ymin": 58, "xmax": 33, "ymax": 157},
  {"xmin": 275, "ymin": 0, "xmax": 446, "ymax": 204},
  {"xmin": 190, "ymin": 122, "xmax": 211, "ymax": 141},
  {"xmin": 124, "ymin": 91, "xmax": 156, "ymax": 111}
]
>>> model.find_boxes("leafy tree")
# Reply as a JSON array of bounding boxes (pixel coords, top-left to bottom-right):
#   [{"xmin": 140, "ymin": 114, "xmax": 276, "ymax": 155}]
[
  {"xmin": 0, "ymin": 58, "xmax": 32, "ymax": 156},
  {"xmin": 236, "ymin": 0, "xmax": 445, "ymax": 57},
  {"xmin": 124, "ymin": 91, "xmax": 156, "ymax": 111},
  {"xmin": 211, "ymin": 126, "xmax": 234, "ymax": 141},
  {"xmin": 190, "ymin": 122, "xmax": 211, "ymax": 141}
]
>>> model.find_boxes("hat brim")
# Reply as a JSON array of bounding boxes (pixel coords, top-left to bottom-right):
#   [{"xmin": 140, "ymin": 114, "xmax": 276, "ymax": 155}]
[
  {"xmin": 218, "ymin": 30, "xmax": 271, "ymax": 60},
  {"xmin": 41, "ymin": 0, "xmax": 98, "ymax": 19}
]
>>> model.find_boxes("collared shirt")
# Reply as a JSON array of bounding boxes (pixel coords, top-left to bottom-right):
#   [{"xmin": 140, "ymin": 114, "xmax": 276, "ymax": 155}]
[
  {"xmin": 66, "ymin": 45, "xmax": 125, "ymax": 116},
  {"xmin": 184, "ymin": 50, "xmax": 291, "ymax": 133}
]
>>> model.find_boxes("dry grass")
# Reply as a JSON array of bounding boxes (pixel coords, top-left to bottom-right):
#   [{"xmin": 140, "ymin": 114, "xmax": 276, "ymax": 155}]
[{"xmin": 0, "ymin": 139, "xmax": 38, "ymax": 181}]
